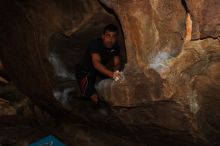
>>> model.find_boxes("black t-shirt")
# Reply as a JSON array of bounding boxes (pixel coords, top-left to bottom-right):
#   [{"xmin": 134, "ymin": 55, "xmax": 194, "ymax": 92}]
[{"xmin": 78, "ymin": 38, "xmax": 120, "ymax": 76}]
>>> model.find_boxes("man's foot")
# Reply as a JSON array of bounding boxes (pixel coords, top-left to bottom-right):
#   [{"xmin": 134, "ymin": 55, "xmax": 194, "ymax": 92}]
[{"xmin": 90, "ymin": 94, "xmax": 99, "ymax": 103}]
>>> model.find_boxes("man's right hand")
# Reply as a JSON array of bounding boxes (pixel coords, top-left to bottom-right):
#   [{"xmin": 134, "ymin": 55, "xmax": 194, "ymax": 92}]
[{"xmin": 113, "ymin": 70, "xmax": 122, "ymax": 82}]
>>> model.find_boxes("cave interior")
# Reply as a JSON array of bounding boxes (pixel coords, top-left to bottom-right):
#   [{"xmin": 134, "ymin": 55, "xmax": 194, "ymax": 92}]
[{"xmin": 0, "ymin": 0, "xmax": 220, "ymax": 146}]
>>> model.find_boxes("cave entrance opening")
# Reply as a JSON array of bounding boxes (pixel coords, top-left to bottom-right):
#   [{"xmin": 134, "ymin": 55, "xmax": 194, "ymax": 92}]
[{"xmin": 49, "ymin": 0, "xmax": 126, "ymax": 109}]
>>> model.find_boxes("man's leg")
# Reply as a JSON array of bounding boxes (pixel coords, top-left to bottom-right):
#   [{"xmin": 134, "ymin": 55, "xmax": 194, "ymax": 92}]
[
  {"xmin": 77, "ymin": 72, "xmax": 99, "ymax": 103},
  {"xmin": 77, "ymin": 72, "xmax": 109, "ymax": 115}
]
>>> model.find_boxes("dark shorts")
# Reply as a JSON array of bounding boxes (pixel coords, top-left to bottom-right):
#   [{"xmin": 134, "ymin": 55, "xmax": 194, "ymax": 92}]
[{"xmin": 76, "ymin": 71, "xmax": 96, "ymax": 98}]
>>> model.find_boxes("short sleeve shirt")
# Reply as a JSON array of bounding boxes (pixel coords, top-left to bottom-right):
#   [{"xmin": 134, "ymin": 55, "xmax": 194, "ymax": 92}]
[
  {"xmin": 89, "ymin": 38, "xmax": 120, "ymax": 65},
  {"xmin": 78, "ymin": 38, "xmax": 120, "ymax": 75}
]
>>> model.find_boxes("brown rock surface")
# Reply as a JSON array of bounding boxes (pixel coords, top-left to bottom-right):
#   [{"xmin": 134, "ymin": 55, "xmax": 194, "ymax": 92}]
[
  {"xmin": 185, "ymin": 0, "xmax": 220, "ymax": 39},
  {"xmin": 98, "ymin": 0, "xmax": 220, "ymax": 145},
  {"xmin": 0, "ymin": 0, "xmax": 220, "ymax": 145},
  {"xmin": 0, "ymin": 98, "xmax": 16, "ymax": 116}
]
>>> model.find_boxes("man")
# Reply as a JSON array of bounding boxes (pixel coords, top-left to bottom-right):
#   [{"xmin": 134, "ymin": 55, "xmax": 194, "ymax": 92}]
[{"xmin": 76, "ymin": 24, "xmax": 121, "ymax": 107}]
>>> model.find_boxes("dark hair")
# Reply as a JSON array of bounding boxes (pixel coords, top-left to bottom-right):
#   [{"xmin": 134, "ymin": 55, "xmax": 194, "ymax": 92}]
[{"xmin": 103, "ymin": 24, "xmax": 119, "ymax": 35}]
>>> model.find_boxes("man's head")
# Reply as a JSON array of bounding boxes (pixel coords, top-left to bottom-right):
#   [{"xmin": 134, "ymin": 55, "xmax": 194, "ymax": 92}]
[{"xmin": 102, "ymin": 24, "xmax": 119, "ymax": 49}]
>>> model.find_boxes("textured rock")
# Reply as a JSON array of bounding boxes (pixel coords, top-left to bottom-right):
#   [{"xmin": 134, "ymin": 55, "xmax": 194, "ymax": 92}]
[
  {"xmin": 0, "ymin": 98, "xmax": 16, "ymax": 116},
  {"xmin": 99, "ymin": 0, "xmax": 187, "ymax": 106},
  {"xmin": 0, "ymin": 77, "xmax": 8, "ymax": 85},
  {"xmin": 0, "ymin": 0, "xmax": 65, "ymax": 117},
  {"xmin": 101, "ymin": 0, "xmax": 186, "ymax": 65},
  {"xmin": 98, "ymin": 0, "xmax": 220, "ymax": 145},
  {"xmin": 185, "ymin": 0, "xmax": 220, "ymax": 39},
  {"xmin": 0, "ymin": 0, "xmax": 220, "ymax": 145}
]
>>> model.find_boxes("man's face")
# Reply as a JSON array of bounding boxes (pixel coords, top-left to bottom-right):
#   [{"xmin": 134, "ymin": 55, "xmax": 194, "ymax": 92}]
[{"xmin": 102, "ymin": 31, "xmax": 118, "ymax": 49}]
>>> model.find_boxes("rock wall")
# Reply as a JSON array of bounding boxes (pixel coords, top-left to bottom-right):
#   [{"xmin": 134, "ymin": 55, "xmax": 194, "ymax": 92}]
[
  {"xmin": 99, "ymin": 0, "xmax": 220, "ymax": 145},
  {"xmin": 0, "ymin": 0, "xmax": 220, "ymax": 145},
  {"xmin": 185, "ymin": 0, "xmax": 220, "ymax": 39}
]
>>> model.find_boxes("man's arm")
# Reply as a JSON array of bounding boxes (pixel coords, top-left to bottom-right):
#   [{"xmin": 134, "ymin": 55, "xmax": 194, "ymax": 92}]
[
  {"xmin": 92, "ymin": 53, "xmax": 114, "ymax": 78},
  {"xmin": 113, "ymin": 56, "xmax": 120, "ymax": 71}
]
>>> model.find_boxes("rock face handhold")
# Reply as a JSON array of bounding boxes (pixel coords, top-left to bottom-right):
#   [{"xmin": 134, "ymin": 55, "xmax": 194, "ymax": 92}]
[{"xmin": 97, "ymin": 67, "xmax": 165, "ymax": 107}]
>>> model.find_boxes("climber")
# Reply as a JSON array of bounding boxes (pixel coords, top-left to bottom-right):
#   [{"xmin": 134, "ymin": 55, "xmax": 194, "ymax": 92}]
[{"xmin": 75, "ymin": 24, "xmax": 122, "ymax": 108}]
